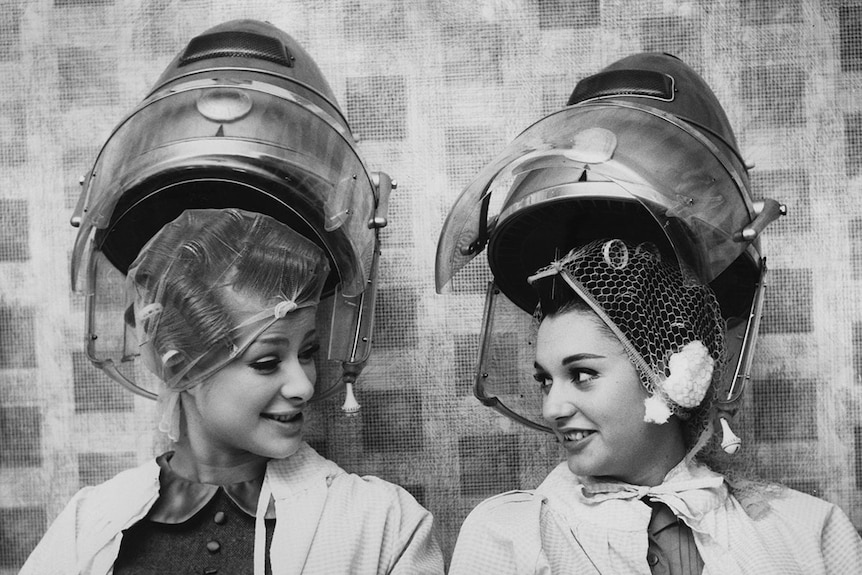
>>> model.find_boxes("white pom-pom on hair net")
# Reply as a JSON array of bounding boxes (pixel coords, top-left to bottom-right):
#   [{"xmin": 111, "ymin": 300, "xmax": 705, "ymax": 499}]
[{"xmin": 660, "ymin": 340, "xmax": 714, "ymax": 410}]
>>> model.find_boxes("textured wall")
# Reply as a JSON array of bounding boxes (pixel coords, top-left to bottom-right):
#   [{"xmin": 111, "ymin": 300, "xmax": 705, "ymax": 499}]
[{"xmin": 2, "ymin": 0, "xmax": 862, "ymax": 570}]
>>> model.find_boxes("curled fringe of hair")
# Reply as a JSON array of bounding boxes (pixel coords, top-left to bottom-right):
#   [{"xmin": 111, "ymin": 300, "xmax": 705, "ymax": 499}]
[{"xmin": 128, "ymin": 209, "xmax": 329, "ymax": 386}]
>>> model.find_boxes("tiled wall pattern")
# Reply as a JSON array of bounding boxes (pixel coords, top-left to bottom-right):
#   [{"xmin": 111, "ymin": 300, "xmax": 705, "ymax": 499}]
[{"xmin": 1, "ymin": 0, "xmax": 862, "ymax": 569}]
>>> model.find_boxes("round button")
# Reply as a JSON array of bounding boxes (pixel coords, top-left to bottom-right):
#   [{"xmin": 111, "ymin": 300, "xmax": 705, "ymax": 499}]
[
  {"xmin": 206, "ymin": 540, "xmax": 221, "ymax": 554},
  {"xmin": 214, "ymin": 511, "xmax": 226, "ymax": 525},
  {"xmin": 647, "ymin": 552, "xmax": 659, "ymax": 566}
]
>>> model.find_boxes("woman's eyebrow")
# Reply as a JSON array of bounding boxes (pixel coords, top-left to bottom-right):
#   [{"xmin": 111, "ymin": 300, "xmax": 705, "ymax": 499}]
[
  {"xmin": 561, "ymin": 353, "xmax": 605, "ymax": 365},
  {"xmin": 253, "ymin": 334, "xmax": 291, "ymax": 345},
  {"xmin": 533, "ymin": 352, "xmax": 605, "ymax": 372},
  {"xmin": 253, "ymin": 330, "xmax": 318, "ymax": 346}
]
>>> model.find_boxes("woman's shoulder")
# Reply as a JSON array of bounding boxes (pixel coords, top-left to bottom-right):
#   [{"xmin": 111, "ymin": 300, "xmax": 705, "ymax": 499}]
[
  {"xmin": 726, "ymin": 482, "xmax": 862, "ymax": 566},
  {"xmin": 460, "ymin": 463, "xmax": 578, "ymax": 528},
  {"xmin": 267, "ymin": 444, "xmax": 429, "ymax": 512},
  {"xmin": 58, "ymin": 458, "xmax": 161, "ymax": 530},
  {"xmin": 757, "ymin": 484, "xmax": 848, "ymax": 522},
  {"xmin": 19, "ymin": 456, "xmax": 162, "ymax": 573},
  {"xmin": 730, "ymin": 480, "xmax": 850, "ymax": 532},
  {"xmin": 451, "ymin": 490, "xmax": 545, "ymax": 566},
  {"xmin": 69, "ymin": 458, "xmax": 160, "ymax": 508},
  {"xmin": 330, "ymin": 470, "xmax": 432, "ymax": 517},
  {"xmin": 473, "ymin": 489, "xmax": 543, "ymax": 509},
  {"xmin": 462, "ymin": 490, "xmax": 545, "ymax": 529}
]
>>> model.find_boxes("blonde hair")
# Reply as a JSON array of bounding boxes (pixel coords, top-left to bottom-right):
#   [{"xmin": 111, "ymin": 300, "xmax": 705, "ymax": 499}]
[{"xmin": 127, "ymin": 208, "xmax": 329, "ymax": 386}]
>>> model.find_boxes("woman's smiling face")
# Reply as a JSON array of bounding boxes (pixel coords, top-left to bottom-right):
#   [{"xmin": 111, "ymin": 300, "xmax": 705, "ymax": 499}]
[
  {"xmin": 535, "ymin": 309, "xmax": 686, "ymax": 486},
  {"xmin": 180, "ymin": 306, "xmax": 319, "ymax": 472}
]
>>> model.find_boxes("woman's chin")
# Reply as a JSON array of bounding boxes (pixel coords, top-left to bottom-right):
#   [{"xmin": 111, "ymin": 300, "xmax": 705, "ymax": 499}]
[
  {"xmin": 257, "ymin": 437, "xmax": 304, "ymax": 461},
  {"xmin": 565, "ymin": 455, "xmax": 606, "ymax": 479}
]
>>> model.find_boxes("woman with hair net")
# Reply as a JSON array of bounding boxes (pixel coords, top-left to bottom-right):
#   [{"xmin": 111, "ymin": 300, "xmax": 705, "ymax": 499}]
[
  {"xmin": 436, "ymin": 53, "xmax": 862, "ymax": 574},
  {"xmin": 21, "ymin": 20, "xmax": 443, "ymax": 575}
]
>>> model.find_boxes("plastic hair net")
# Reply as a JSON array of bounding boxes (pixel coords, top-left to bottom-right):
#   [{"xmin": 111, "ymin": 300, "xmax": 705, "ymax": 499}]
[
  {"xmin": 126, "ymin": 208, "xmax": 329, "ymax": 439},
  {"xmin": 529, "ymin": 238, "xmax": 726, "ymax": 445}
]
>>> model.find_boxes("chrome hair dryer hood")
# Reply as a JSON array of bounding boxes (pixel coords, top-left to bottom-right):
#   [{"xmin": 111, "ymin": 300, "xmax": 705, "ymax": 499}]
[
  {"xmin": 436, "ymin": 53, "xmax": 785, "ymax": 437},
  {"xmin": 70, "ymin": 20, "xmax": 392, "ymax": 401}
]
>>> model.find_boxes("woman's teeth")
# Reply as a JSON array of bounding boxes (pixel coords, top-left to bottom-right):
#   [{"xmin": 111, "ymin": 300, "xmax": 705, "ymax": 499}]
[
  {"xmin": 263, "ymin": 413, "xmax": 300, "ymax": 423},
  {"xmin": 563, "ymin": 430, "xmax": 594, "ymax": 442}
]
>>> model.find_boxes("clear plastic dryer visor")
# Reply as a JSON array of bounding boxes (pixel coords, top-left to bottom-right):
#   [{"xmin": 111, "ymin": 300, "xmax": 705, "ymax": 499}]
[
  {"xmin": 436, "ymin": 101, "xmax": 762, "ymax": 293},
  {"xmin": 71, "ymin": 77, "xmax": 379, "ymax": 299},
  {"xmin": 69, "ymin": 78, "xmax": 389, "ymax": 400}
]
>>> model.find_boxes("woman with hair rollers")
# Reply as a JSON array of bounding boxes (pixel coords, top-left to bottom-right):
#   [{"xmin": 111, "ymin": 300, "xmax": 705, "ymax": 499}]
[
  {"xmin": 436, "ymin": 53, "xmax": 862, "ymax": 573},
  {"xmin": 22, "ymin": 20, "xmax": 443, "ymax": 575}
]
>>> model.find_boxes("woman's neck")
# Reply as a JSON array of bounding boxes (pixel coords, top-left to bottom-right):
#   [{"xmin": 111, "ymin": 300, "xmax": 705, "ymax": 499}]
[
  {"xmin": 593, "ymin": 425, "xmax": 688, "ymax": 487},
  {"xmin": 614, "ymin": 452, "xmax": 686, "ymax": 487},
  {"xmin": 168, "ymin": 441, "xmax": 268, "ymax": 485}
]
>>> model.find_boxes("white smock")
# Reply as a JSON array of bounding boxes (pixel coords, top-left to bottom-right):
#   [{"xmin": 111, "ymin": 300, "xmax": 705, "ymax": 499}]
[
  {"xmin": 21, "ymin": 443, "xmax": 445, "ymax": 574},
  {"xmin": 449, "ymin": 459, "xmax": 862, "ymax": 574}
]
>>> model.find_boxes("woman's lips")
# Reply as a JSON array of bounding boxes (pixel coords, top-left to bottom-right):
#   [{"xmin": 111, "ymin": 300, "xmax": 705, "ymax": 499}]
[
  {"xmin": 261, "ymin": 412, "xmax": 302, "ymax": 424},
  {"xmin": 558, "ymin": 428, "xmax": 596, "ymax": 445}
]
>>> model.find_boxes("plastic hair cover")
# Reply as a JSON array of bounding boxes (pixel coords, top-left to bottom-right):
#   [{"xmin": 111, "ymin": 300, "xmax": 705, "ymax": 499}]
[{"xmin": 126, "ymin": 208, "xmax": 328, "ymax": 439}]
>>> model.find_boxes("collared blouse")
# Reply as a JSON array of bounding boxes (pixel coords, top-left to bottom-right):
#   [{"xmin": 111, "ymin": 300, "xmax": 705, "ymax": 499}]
[
  {"xmin": 113, "ymin": 451, "xmax": 277, "ymax": 574},
  {"xmin": 20, "ymin": 443, "xmax": 445, "ymax": 575},
  {"xmin": 449, "ymin": 460, "xmax": 862, "ymax": 574}
]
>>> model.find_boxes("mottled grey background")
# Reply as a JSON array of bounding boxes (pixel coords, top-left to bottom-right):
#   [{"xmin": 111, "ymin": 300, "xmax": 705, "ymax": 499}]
[{"xmin": 1, "ymin": 0, "xmax": 861, "ymax": 570}]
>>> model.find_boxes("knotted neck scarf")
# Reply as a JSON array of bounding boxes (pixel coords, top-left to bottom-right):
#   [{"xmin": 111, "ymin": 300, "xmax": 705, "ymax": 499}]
[{"xmin": 579, "ymin": 470, "xmax": 726, "ymax": 531}]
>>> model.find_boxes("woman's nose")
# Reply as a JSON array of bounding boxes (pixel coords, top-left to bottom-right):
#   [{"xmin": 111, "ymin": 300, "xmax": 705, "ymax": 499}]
[
  {"xmin": 280, "ymin": 360, "xmax": 315, "ymax": 402},
  {"xmin": 542, "ymin": 381, "xmax": 576, "ymax": 423}
]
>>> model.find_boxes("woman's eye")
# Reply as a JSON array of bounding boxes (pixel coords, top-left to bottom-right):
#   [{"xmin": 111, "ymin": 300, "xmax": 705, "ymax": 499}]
[
  {"xmin": 299, "ymin": 343, "xmax": 320, "ymax": 363},
  {"xmin": 569, "ymin": 368, "xmax": 596, "ymax": 384},
  {"xmin": 532, "ymin": 373, "xmax": 552, "ymax": 391},
  {"xmin": 250, "ymin": 358, "xmax": 281, "ymax": 373},
  {"xmin": 533, "ymin": 368, "xmax": 595, "ymax": 390}
]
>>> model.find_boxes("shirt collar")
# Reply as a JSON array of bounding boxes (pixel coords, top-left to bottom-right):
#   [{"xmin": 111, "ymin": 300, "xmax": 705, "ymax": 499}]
[
  {"xmin": 644, "ymin": 498, "xmax": 680, "ymax": 535},
  {"xmin": 146, "ymin": 451, "xmax": 275, "ymax": 524},
  {"xmin": 577, "ymin": 457, "xmax": 724, "ymax": 495},
  {"xmin": 538, "ymin": 458, "xmax": 728, "ymax": 531}
]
